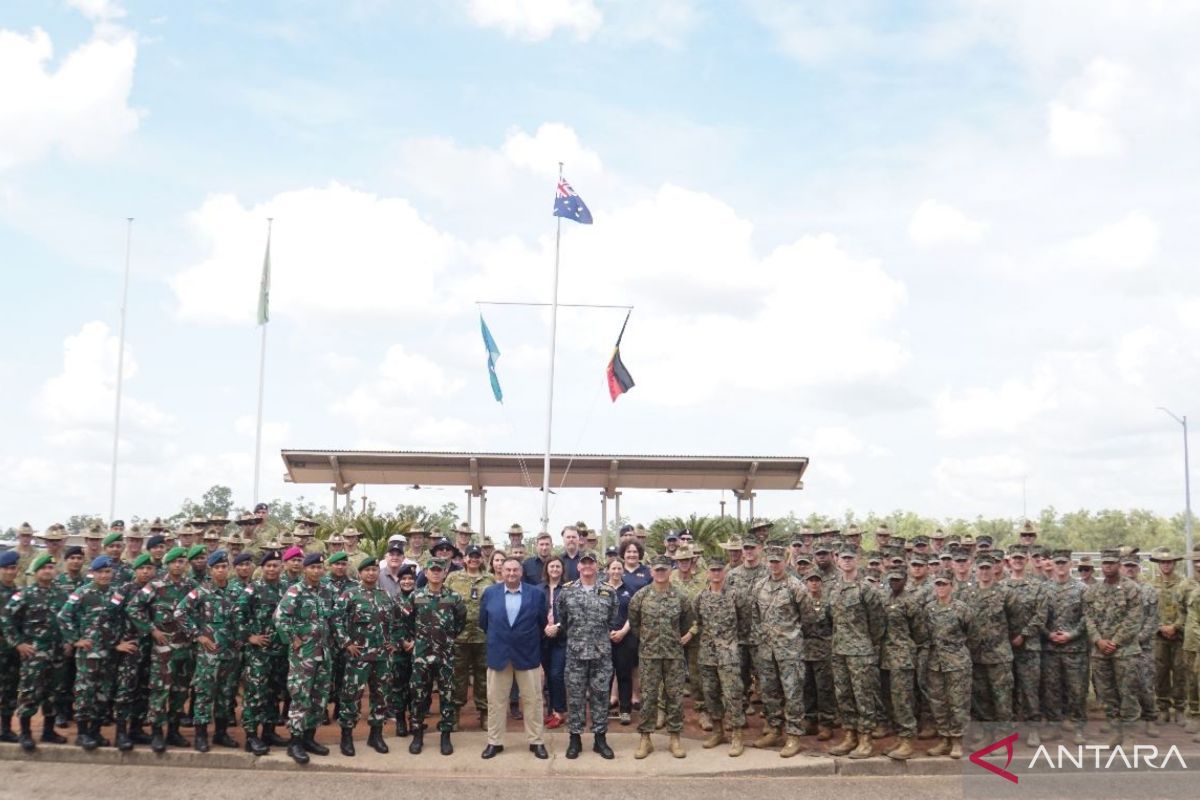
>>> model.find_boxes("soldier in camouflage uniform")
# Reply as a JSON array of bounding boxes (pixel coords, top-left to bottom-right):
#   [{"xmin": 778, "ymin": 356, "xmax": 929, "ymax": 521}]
[
  {"xmin": 389, "ymin": 562, "xmax": 417, "ymax": 737},
  {"xmin": 799, "ymin": 566, "xmax": 837, "ymax": 739},
  {"xmin": 175, "ymin": 550, "xmax": 241, "ymax": 752},
  {"xmin": 965, "ymin": 553, "xmax": 1016, "ymax": 742},
  {"xmin": 880, "ymin": 568, "xmax": 920, "ymax": 759},
  {"xmin": 0, "ymin": 554, "xmax": 69, "ymax": 751},
  {"xmin": 694, "ymin": 556, "xmax": 748, "ymax": 756},
  {"xmin": 1149, "ymin": 547, "xmax": 1190, "ymax": 723},
  {"xmin": 827, "ymin": 544, "xmax": 885, "ymax": 759},
  {"xmin": 334, "ymin": 557, "xmax": 397, "ymax": 756},
  {"xmin": 555, "ymin": 550, "xmax": 619, "ymax": 759},
  {"xmin": 111, "ymin": 552, "xmax": 156, "ymax": 750},
  {"xmin": 237, "ymin": 550, "xmax": 289, "ymax": 756},
  {"xmin": 904, "ymin": 553, "xmax": 937, "ymax": 739},
  {"xmin": 725, "ymin": 538, "xmax": 767, "ymax": 716},
  {"xmin": 1042, "ymin": 549, "xmax": 1088, "ymax": 744},
  {"xmin": 1001, "ymin": 545, "xmax": 1049, "ymax": 745},
  {"xmin": 126, "ymin": 546, "xmax": 197, "ymax": 752},
  {"xmin": 924, "ymin": 574, "xmax": 973, "ymax": 758},
  {"xmin": 669, "ymin": 545, "xmax": 708, "ymax": 729},
  {"xmin": 1084, "ymin": 549, "xmax": 1144, "ymax": 746},
  {"xmin": 52, "ymin": 545, "xmax": 87, "ymax": 727},
  {"xmin": 0, "ymin": 551, "xmax": 20, "ymax": 743},
  {"xmin": 103, "ymin": 533, "xmax": 132, "ymax": 586},
  {"xmin": 274, "ymin": 552, "xmax": 336, "ymax": 764},
  {"xmin": 1121, "ymin": 550, "xmax": 1161, "ymax": 737},
  {"xmin": 398, "ymin": 557, "xmax": 466, "ymax": 756},
  {"xmin": 58, "ymin": 556, "xmax": 122, "ymax": 750},
  {"xmin": 319, "ymin": 552, "xmax": 357, "ymax": 726},
  {"xmin": 628, "ymin": 554, "xmax": 694, "ymax": 759},
  {"xmin": 445, "ymin": 545, "xmax": 494, "ymax": 730},
  {"xmin": 1187, "ymin": 549, "xmax": 1200, "ymax": 741},
  {"xmin": 750, "ymin": 544, "xmax": 809, "ymax": 757}
]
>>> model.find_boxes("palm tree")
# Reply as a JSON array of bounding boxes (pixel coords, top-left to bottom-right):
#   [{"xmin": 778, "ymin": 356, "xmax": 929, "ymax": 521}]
[{"xmin": 648, "ymin": 514, "xmax": 738, "ymax": 558}]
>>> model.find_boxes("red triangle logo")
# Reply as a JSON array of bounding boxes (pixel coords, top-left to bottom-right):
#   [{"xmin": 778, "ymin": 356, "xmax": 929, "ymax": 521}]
[{"xmin": 969, "ymin": 731, "xmax": 1019, "ymax": 784}]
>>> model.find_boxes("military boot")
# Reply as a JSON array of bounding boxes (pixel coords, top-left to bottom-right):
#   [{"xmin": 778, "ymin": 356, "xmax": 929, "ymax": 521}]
[
  {"xmin": 1144, "ymin": 720, "xmax": 1160, "ymax": 738},
  {"xmin": 702, "ymin": 722, "xmax": 725, "ymax": 749},
  {"xmin": 263, "ymin": 724, "xmax": 289, "ymax": 747},
  {"xmin": 1025, "ymin": 726, "xmax": 1041, "ymax": 747},
  {"xmin": 1041, "ymin": 723, "xmax": 1061, "ymax": 742},
  {"xmin": 948, "ymin": 737, "xmax": 963, "ymax": 759},
  {"xmin": 76, "ymin": 720, "xmax": 98, "ymax": 751},
  {"xmin": 92, "ymin": 720, "xmax": 110, "ymax": 747},
  {"xmin": 697, "ymin": 711, "xmax": 713, "ymax": 732},
  {"xmin": 150, "ymin": 725, "xmax": 166, "ymax": 753},
  {"xmin": 245, "ymin": 727, "xmax": 269, "ymax": 756},
  {"xmin": 129, "ymin": 720, "xmax": 152, "ymax": 745},
  {"xmin": 668, "ymin": 733, "xmax": 686, "ymax": 758},
  {"xmin": 780, "ymin": 734, "xmax": 804, "ymax": 758},
  {"xmin": 656, "ymin": 709, "xmax": 667, "ymax": 730},
  {"xmin": 41, "ymin": 715, "xmax": 66, "ymax": 744},
  {"xmin": 593, "ymin": 733, "xmax": 614, "ymax": 759},
  {"xmin": 440, "ymin": 730, "xmax": 453, "ymax": 756},
  {"xmin": 408, "ymin": 726, "xmax": 424, "ymax": 754},
  {"xmin": 395, "ymin": 712, "xmax": 409, "ymax": 738},
  {"xmin": 827, "ymin": 729, "xmax": 857, "ymax": 756},
  {"xmin": 288, "ymin": 734, "xmax": 310, "ymax": 764},
  {"xmin": 0, "ymin": 714, "xmax": 18, "ymax": 744},
  {"xmin": 340, "ymin": 727, "xmax": 355, "ymax": 756},
  {"xmin": 916, "ymin": 723, "xmax": 937, "ymax": 740},
  {"xmin": 728, "ymin": 728, "xmax": 745, "ymax": 757},
  {"xmin": 634, "ymin": 733, "xmax": 654, "ymax": 759},
  {"xmin": 302, "ymin": 728, "xmax": 329, "ymax": 755},
  {"xmin": 166, "ymin": 720, "xmax": 189, "ymax": 747},
  {"xmin": 1106, "ymin": 725, "xmax": 1123, "ymax": 749},
  {"xmin": 115, "ymin": 720, "xmax": 133, "ymax": 751},
  {"xmin": 193, "ymin": 724, "xmax": 209, "ymax": 752},
  {"xmin": 18, "ymin": 716, "xmax": 35, "ymax": 752},
  {"xmin": 927, "ymin": 736, "xmax": 951, "ymax": 757},
  {"xmin": 213, "ymin": 721, "xmax": 238, "ymax": 748},
  {"xmin": 886, "ymin": 736, "xmax": 914, "ymax": 760},
  {"xmin": 565, "ymin": 733, "xmax": 582, "ymax": 759},
  {"xmin": 848, "ymin": 733, "xmax": 873, "ymax": 759},
  {"xmin": 754, "ymin": 726, "xmax": 782, "ymax": 748},
  {"xmin": 816, "ymin": 724, "xmax": 834, "ymax": 741}
]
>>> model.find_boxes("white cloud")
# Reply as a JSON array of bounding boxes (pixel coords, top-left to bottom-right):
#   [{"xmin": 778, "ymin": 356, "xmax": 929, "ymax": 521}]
[
  {"xmin": 908, "ymin": 200, "xmax": 986, "ymax": 248},
  {"xmin": 1062, "ymin": 211, "xmax": 1160, "ymax": 272},
  {"xmin": 0, "ymin": 9, "xmax": 140, "ymax": 170},
  {"xmin": 1047, "ymin": 58, "xmax": 1132, "ymax": 158},
  {"xmin": 233, "ymin": 414, "xmax": 291, "ymax": 445},
  {"xmin": 465, "ymin": 0, "xmax": 602, "ymax": 41},
  {"xmin": 936, "ymin": 370, "xmax": 1057, "ymax": 439},
  {"xmin": 331, "ymin": 344, "xmax": 466, "ymax": 436},
  {"xmin": 934, "ymin": 452, "xmax": 1029, "ymax": 506},
  {"xmin": 501, "ymin": 123, "xmax": 603, "ymax": 179},
  {"xmin": 172, "ymin": 182, "xmax": 459, "ymax": 324}
]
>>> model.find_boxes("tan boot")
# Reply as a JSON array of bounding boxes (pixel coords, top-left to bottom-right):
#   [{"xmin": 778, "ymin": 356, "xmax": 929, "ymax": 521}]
[
  {"xmin": 780, "ymin": 735, "xmax": 803, "ymax": 758},
  {"xmin": 948, "ymin": 737, "xmax": 962, "ymax": 759},
  {"xmin": 634, "ymin": 733, "xmax": 654, "ymax": 759},
  {"xmin": 885, "ymin": 736, "xmax": 914, "ymax": 760},
  {"xmin": 697, "ymin": 711, "xmax": 713, "ymax": 732},
  {"xmin": 1072, "ymin": 728, "xmax": 1087, "ymax": 746},
  {"xmin": 828, "ymin": 729, "xmax": 858, "ymax": 756},
  {"xmin": 702, "ymin": 723, "xmax": 725, "ymax": 749},
  {"xmin": 754, "ymin": 727, "xmax": 782, "ymax": 748},
  {"xmin": 927, "ymin": 736, "xmax": 951, "ymax": 757},
  {"xmin": 655, "ymin": 709, "xmax": 666, "ymax": 730},
  {"xmin": 1144, "ymin": 720, "xmax": 1159, "ymax": 738},
  {"xmin": 1106, "ymin": 725, "xmax": 1122, "ymax": 749},
  {"xmin": 916, "ymin": 724, "xmax": 937, "ymax": 740},
  {"xmin": 729, "ymin": 728, "xmax": 744, "ymax": 757},
  {"xmin": 871, "ymin": 723, "xmax": 890, "ymax": 739},
  {"xmin": 668, "ymin": 733, "xmax": 686, "ymax": 758},
  {"xmin": 848, "ymin": 733, "xmax": 873, "ymax": 759},
  {"xmin": 816, "ymin": 724, "xmax": 834, "ymax": 741}
]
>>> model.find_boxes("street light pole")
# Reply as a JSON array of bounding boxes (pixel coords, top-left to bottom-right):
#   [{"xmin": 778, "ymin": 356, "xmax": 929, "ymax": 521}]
[{"xmin": 1158, "ymin": 407, "xmax": 1194, "ymax": 577}]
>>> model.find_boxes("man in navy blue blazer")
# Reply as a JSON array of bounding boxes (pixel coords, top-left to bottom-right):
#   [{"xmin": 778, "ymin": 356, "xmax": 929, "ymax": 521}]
[{"xmin": 478, "ymin": 556, "xmax": 549, "ymax": 759}]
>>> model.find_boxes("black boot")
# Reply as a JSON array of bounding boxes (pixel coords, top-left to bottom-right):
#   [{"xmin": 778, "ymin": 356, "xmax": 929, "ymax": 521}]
[
  {"xmin": 213, "ymin": 721, "xmax": 238, "ymax": 748},
  {"xmin": 41, "ymin": 715, "xmax": 66, "ymax": 744},
  {"xmin": 395, "ymin": 712, "xmax": 409, "ymax": 737},
  {"xmin": 340, "ymin": 727, "xmax": 356, "ymax": 756},
  {"xmin": 166, "ymin": 720, "xmax": 189, "ymax": 747},
  {"xmin": 92, "ymin": 721, "xmax": 110, "ymax": 748},
  {"xmin": 593, "ymin": 732, "xmax": 614, "ymax": 759},
  {"xmin": 263, "ymin": 724, "xmax": 289, "ymax": 747},
  {"xmin": 116, "ymin": 720, "xmax": 133, "ymax": 751},
  {"xmin": 0, "ymin": 714, "xmax": 18, "ymax": 743},
  {"xmin": 566, "ymin": 733, "xmax": 582, "ymax": 759},
  {"xmin": 245, "ymin": 726, "xmax": 269, "ymax": 757},
  {"xmin": 193, "ymin": 723, "xmax": 209, "ymax": 752},
  {"xmin": 302, "ymin": 728, "xmax": 329, "ymax": 756},
  {"xmin": 150, "ymin": 725, "xmax": 166, "ymax": 753},
  {"xmin": 440, "ymin": 730, "xmax": 453, "ymax": 756},
  {"xmin": 77, "ymin": 720, "xmax": 98, "ymax": 751},
  {"xmin": 368, "ymin": 725, "xmax": 389, "ymax": 754},
  {"xmin": 408, "ymin": 726, "xmax": 424, "ymax": 754},
  {"xmin": 129, "ymin": 720, "xmax": 152, "ymax": 745},
  {"xmin": 288, "ymin": 734, "xmax": 310, "ymax": 765},
  {"xmin": 18, "ymin": 716, "xmax": 35, "ymax": 752}
]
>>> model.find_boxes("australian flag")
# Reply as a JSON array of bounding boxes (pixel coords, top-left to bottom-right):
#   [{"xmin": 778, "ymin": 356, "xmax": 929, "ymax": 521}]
[{"xmin": 553, "ymin": 177, "xmax": 593, "ymax": 224}]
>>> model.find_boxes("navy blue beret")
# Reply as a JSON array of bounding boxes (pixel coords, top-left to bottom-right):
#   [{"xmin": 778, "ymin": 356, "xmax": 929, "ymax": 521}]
[
  {"xmin": 302, "ymin": 553, "xmax": 324, "ymax": 567},
  {"xmin": 0, "ymin": 551, "xmax": 19, "ymax": 568}
]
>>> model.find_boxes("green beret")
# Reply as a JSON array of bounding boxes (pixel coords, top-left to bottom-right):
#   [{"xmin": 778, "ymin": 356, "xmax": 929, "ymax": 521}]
[
  {"xmin": 102, "ymin": 532, "xmax": 123, "ymax": 547},
  {"xmin": 131, "ymin": 553, "xmax": 153, "ymax": 570},
  {"xmin": 357, "ymin": 557, "xmax": 378, "ymax": 571},
  {"xmin": 28, "ymin": 553, "xmax": 55, "ymax": 575},
  {"xmin": 186, "ymin": 545, "xmax": 207, "ymax": 560},
  {"xmin": 163, "ymin": 546, "xmax": 188, "ymax": 563},
  {"xmin": 326, "ymin": 551, "xmax": 348, "ymax": 565}
]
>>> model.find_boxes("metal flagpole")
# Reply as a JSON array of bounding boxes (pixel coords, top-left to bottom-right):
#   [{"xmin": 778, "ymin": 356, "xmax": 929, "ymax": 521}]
[
  {"xmin": 253, "ymin": 218, "xmax": 273, "ymax": 505},
  {"xmin": 540, "ymin": 163, "xmax": 564, "ymax": 533},
  {"xmin": 109, "ymin": 217, "xmax": 133, "ymax": 522}
]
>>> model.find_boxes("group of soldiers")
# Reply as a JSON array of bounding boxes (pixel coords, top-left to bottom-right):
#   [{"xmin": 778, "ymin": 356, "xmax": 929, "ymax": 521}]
[{"xmin": 2, "ymin": 513, "xmax": 1199, "ymax": 767}]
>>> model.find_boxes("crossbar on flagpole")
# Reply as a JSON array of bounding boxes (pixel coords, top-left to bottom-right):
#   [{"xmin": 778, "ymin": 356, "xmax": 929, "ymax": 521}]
[
  {"xmin": 109, "ymin": 217, "xmax": 134, "ymax": 522},
  {"xmin": 477, "ymin": 301, "xmax": 633, "ymax": 310}
]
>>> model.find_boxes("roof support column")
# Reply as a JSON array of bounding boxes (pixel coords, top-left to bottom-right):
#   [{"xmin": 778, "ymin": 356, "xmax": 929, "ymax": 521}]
[
  {"xmin": 600, "ymin": 491, "xmax": 608, "ymax": 551},
  {"xmin": 464, "ymin": 489, "xmax": 473, "ymax": 528},
  {"xmin": 479, "ymin": 488, "xmax": 487, "ymax": 538}
]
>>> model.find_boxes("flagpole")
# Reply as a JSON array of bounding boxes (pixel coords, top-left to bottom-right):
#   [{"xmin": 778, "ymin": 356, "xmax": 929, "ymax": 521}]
[
  {"xmin": 252, "ymin": 218, "xmax": 272, "ymax": 505},
  {"xmin": 540, "ymin": 163, "xmax": 564, "ymax": 533},
  {"xmin": 108, "ymin": 217, "xmax": 133, "ymax": 522}
]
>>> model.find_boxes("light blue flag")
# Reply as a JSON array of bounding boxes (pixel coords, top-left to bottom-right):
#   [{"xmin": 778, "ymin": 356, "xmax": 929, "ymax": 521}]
[{"xmin": 480, "ymin": 314, "xmax": 503, "ymax": 403}]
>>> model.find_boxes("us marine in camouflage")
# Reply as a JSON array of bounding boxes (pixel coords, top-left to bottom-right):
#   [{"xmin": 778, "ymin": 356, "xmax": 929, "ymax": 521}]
[
  {"xmin": 750, "ymin": 544, "xmax": 809, "ymax": 757},
  {"xmin": 1041, "ymin": 549, "xmax": 1088, "ymax": 744},
  {"xmin": 827, "ymin": 545, "xmax": 885, "ymax": 759},
  {"xmin": 1000, "ymin": 545, "xmax": 1049, "ymax": 745},
  {"xmin": 693, "ymin": 555, "xmax": 749, "ymax": 756},
  {"xmin": 965, "ymin": 553, "xmax": 1017, "ymax": 740},
  {"xmin": 924, "ymin": 574, "xmax": 973, "ymax": 759},
  {"xmin": 1084, "ymin": 549, "xmax": 1144, "ymax": 747}
]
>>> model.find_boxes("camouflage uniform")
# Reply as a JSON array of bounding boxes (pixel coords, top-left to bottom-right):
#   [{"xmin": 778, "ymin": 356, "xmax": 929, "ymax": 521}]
[
  {"xmin": 50, "ymin": 573, "xmax": 83, "ymax": 722},
  {"xmin": 57, "ymin": 579, "xmax": 122, "ymax": 725},
  {"xmin": 1151, "ymin": 571, "xmax": 1189, "ymax": 716},
  {"xmin": 967, "ymin": 582, "xmax": 1017, "ymax": 728},
  {"xmin": 829, "ymin": 576, "xmax": 885, "ymax": 732},
  {"xmin": 0, "ymin": 582, "xmax": 63, "ymax": 720},
  {"xmin": 390, "ymin": 588, "xmax": 416, "ymax": 729},
  {"xmin": 1001, "ymin": 575, "xmax": 1049, "ymax": 726},
  {"xmin": 752, "ymin": 572, "xmax": 808, "ymax": 735},
  {"xmin": 334, "ymin": 582, "xmax": 397, "ymax": 729},
  {"xmin": 694, "ymin": 584, "xmax": 748, "ymax": 730},
  {"xmin": 175, "ymin": 581, "xmax": 240, "ymax": 727},
  {"xmin": 319, "ymin": 574, "xmax": 357, "ymax": 719},
  {"xmin": 924, "ymin": 599, "xmax": 973, "ymax": 736},
  {"xmin": 555, "ymin": 581, "xmax": 619, "ymax": 734},
  {"xmin": 799, "ymin": 587, "xmax": 836, "ymax": 729},
  {"xmin": 444, "ymin": 570, "xmax": 494, "ymax": 721},
  {"xmin": 125, "ymin": 574, "xmax": 197, "ymax": 726},
  {"xmin": 725, "ymin": 561, "xmax": 768, "ymax": 706},
  {"xmin": 111, "ymin": 576, "xmax": 152, "ymax": 726},
  {"xmin": 880, "ymin": 590, "xmax": 920, "ymax": 738},
  {"xmin": 1042, "ymin": 578, "xmax": 1089, "ymax": 730},
  {"xmin": 671, "ymin": 569, "xmax": 707, "ymax": 714},
  {"xmin": 0, "ymin": 581, "xmax": 19, "ymax": 723},
  {"xmin": 1084, "ymin": 577, "xmax": 1143, "ymax": 726},
  {"xmin": 236, "ymin": 578, "xmax": 288, "ymax": 731},
  {"xmin": 628, "ymin": 583, "xmax": 694, "ymax": 734},
  {"xmin": 396, "ymin": 585, "xmax": 465, "ymax": 733},
  {"xmin": 1186, "ymin": 583, "xmax": 1200, "ymax": 724},
  {"xmin": 904, "ymin": 578, "xmax": 935, "ymax": 733},
  {"xmin": 274, "ymin": 580, "xmax": 336, "ymax": 736},
  {"xmin": 1133, "ymin": 580, "xmax": 1160, "ymax": 722}
]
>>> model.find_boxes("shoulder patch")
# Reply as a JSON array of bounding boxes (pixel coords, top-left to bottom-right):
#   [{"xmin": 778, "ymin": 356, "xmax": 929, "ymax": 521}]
[
  {"xmin": 67, "ymin": 593, "xmax": 80, "ymax": 603},
  {"xmin": 286, "ymin": 585, "xmax": 301, "ymax": 596},
  {"xmin": 10, "ymin": 592, "xmax": 20, "ymax": 602}
]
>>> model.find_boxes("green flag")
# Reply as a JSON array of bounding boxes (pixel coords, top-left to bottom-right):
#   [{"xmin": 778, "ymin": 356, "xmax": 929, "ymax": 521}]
[{"xmin": 257, "ymin": 230, "xmax": 271, "ymax": 325}]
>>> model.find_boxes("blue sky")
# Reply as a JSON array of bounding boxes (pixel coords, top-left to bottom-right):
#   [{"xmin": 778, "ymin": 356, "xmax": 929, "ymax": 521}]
[{"xmin": 3, "ymin": 0, "xmax": 1199, "ymax": 532}]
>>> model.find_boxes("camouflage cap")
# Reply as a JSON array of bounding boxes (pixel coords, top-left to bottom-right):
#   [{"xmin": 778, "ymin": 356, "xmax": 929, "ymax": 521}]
[
  {"xmin": 765, "ymin": 545, "xmax": 787, "ymax": 562},
  {"xmin": 1007, "ymin": 544, "xmax": 1029, "ymax": 557},
  {"xmin": 1050, "ymin": 548, "xmax": 1073, "ymax": 562},
  {"xmin": 909, "ymin": 554, "xmax": 928, "ymax": 566},
  {"xmin": 845, "ymin": 524, "xmax": 862, "ymax": 537},
  {"xmin": 706, "ymin": 554, "xmax": 727, "ymax": 568},
  {"xmin": 1150, "ymin": 546, "xmax": 1182, "ymax": 562},
  {"xmin": 885, "ymin": 569, "xmax": 906, "ymax": 581},
  {"xmin": 1076, "ymin": 555, "xmax": 1095, "ymax": 568},
  {"xmin": 976, "ymin": 534, "xmax": 993, "ymax": 546},
  {"xmin": 794, "ymin": 553, "xmax": 813, "ymax": 564},
  {"xmin": 960, "ymin": 534, "xmax": 976, "ymax": 547},
  {"xmin": 836, "ymin": 544, "xmax": 858, "ymax": 558},
  {"xmin": 1099, "ymin": 549, "xmax": 1121, "ymax": 563},
  {"xmin": 975, "ymin": 553, "xmax": 997, "ymax": 567},
  {"xmin": 950, "ymin": 546, "xmax": 970, "ymax": 561},
  {"xmin": 932, "ymin": 574, "xmax": 952, "ymax": 585},
  {"xmin": 649, "ymin": 555, "xmax": 672, "ymax": 570},
  {"xmin": 425, "ymin": 556, "xmax": 448, "ymax": 570},
  {"xmin": 889, "ymin": 535, "xmax": 906, "ymax": 548},
  {"xmin": 912, "ymin": 535, "xmax": 930, "ymax": 547},
  {"xmin": 865, "ymin": 551, "xmax": 882, "ymax": 565},
  {"xmin": 578, "ymin": 550, "xmax": 600, "ymax": 563}
]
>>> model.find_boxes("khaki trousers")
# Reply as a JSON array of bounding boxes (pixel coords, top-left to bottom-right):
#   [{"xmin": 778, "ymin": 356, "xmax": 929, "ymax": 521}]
[{"xmin": 486, "ymin": 665, "xmax": 545, "ymax": 746}]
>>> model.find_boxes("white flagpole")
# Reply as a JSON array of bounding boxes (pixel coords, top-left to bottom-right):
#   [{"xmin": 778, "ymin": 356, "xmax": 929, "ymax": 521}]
[
  {"xmin": 109, "ymin": 217, "xmax": 133, "ymax": 522},
  {"xmin": 252, "ymin": 218, "xmax": 272, "ymax": 505},
  {"xmin": 540, "ymin": 164, "xmax": 564, "ymax": 533}
]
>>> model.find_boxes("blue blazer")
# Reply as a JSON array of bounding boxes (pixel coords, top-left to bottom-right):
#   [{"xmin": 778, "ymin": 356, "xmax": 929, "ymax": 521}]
[{"xmin": 479, "ymin": 582, "xmax": 548, "ymax": 671}]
